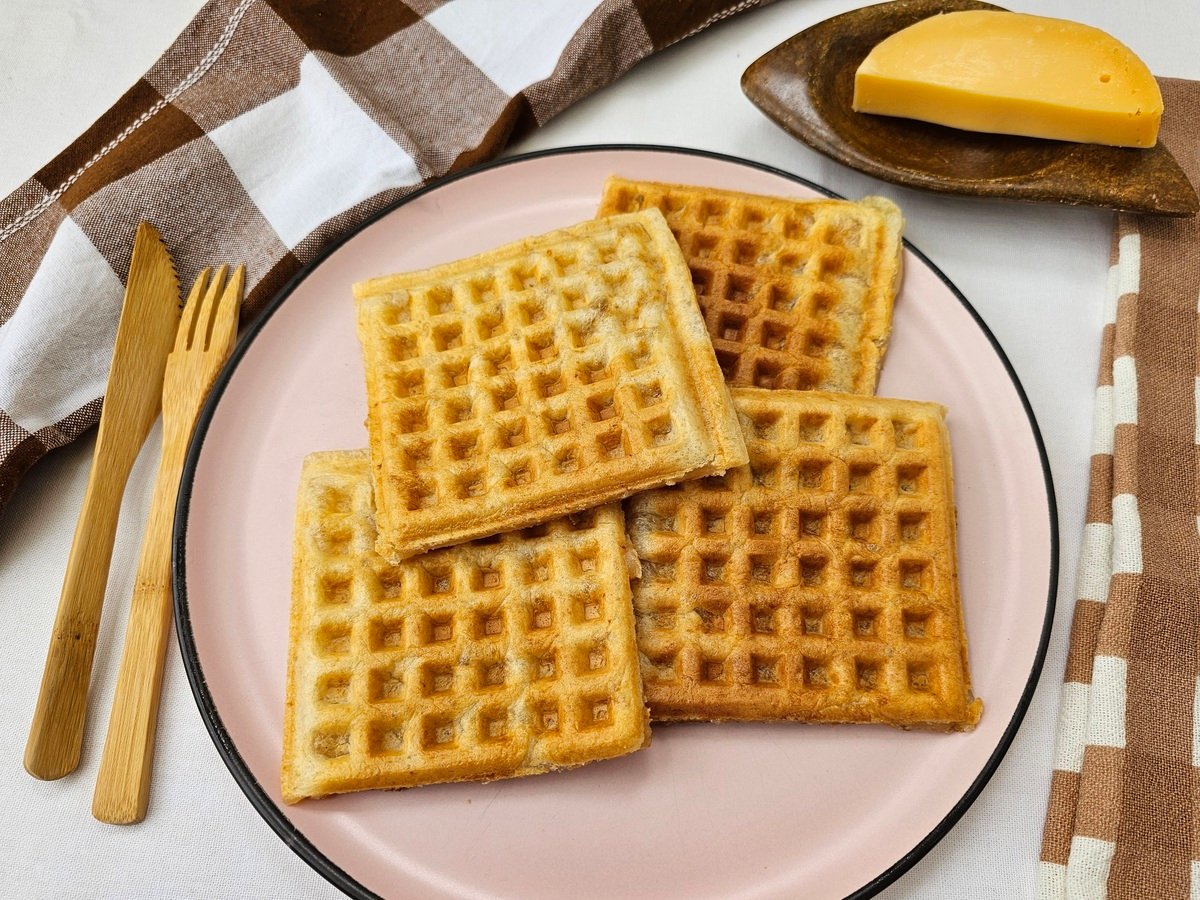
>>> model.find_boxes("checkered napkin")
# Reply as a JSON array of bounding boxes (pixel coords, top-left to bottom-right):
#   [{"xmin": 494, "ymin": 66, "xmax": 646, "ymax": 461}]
[
  {"xmin": 1039, "ymin": 78, "xmax": 1200, "ymax": 899},
  {"xmin": 0, "ymin": 0, "xmax": 771, "ymax": 514}
]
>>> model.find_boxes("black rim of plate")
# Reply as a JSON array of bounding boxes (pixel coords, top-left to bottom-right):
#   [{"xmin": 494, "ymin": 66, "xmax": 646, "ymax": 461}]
[{"xmin": 173, "ymin": 144, "xmax": 1059, "ymax": 900}]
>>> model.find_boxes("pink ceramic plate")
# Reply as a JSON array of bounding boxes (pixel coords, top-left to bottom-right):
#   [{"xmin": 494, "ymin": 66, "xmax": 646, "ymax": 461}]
[{"xmin": 176, "ymin": 146, "xmax": 1055, "ymax": 899}]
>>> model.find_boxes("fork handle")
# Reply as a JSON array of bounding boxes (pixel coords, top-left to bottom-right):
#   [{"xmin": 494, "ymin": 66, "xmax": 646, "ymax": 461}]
[
  {"xmin": 92, "ymin": 432, "xmax": 188, "ymax": 824},
  {"xmin": 24, "ymin": 440, "xmax": 139, "ymax": 781}
]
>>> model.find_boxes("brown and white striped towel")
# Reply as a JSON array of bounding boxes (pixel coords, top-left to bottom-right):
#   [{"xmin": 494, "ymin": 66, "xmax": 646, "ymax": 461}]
[
  {"xmin": 0, "ymin": 0, "xmax": 771, "ymax": 514},
  {"xmin": 1040, "ymin": 78, "xmax": 1200, "ymax": 899}
]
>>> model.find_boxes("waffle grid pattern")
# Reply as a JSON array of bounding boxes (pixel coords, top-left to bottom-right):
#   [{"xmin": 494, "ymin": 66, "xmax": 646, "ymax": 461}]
[
  {"xmin": 355, "ymin": 209, "xmax": 745, "ymax": 560},
  {"xmin": 598, "ymin": 178, "xmax": 901, "ymax": 394},
  {"xmin": 627, "ymin": 389, "xmax": 981, "ymax": 729},
  {"xmin": 282, "ymin": 451, "xmax": 649, "ymax": 803}
]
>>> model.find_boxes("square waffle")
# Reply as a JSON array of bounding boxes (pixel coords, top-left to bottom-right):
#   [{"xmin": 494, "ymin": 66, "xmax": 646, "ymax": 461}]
[
  {"xmin": 626, "ymin": 388, "xmax": 982, "ymax": 730},
  {"xmin": 597, "ymin": 177, "xmax": 903, "ymax": 394},
  {"xmin": 354, "ymin": 208, "xmax": 748, "ymax": 561},
  {"xmin": 282, "ymin": 450, "xmax": 650, "ymax": 803}
]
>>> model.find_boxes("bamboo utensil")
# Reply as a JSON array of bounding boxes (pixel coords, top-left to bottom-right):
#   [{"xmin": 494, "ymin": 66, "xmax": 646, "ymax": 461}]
[
  {"xmin": 93, "ymin": 265, "xmax": 243, "ymax": 825},
  {"xmin": 25, "ymin": 223, "xmax": 182, "ymax": 782}
]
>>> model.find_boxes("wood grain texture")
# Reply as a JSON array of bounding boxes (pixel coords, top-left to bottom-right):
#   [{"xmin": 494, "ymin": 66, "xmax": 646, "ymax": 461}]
[
  {"xmin": 741, "ymin": 0, "xmax": 1199, "ymax": 217},
  {"xmin": 24, "ymin": 222, "xmax": 181, "ymax": 781},
  {"xmin": 92, "ymin": 266, "xmax": 243, "ymax": 824}
]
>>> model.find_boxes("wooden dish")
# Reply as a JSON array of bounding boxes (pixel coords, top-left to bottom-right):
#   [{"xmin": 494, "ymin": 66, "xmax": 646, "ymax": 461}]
[{"xmin": 741, "ymin": 0, "xmax": 1198, "ymax": 217}]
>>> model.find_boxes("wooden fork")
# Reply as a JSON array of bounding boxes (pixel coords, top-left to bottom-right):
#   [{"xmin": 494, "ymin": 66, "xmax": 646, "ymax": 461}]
[{"xmin": 92, "ymin": 265, "xmax": 243, "ymax": 825}]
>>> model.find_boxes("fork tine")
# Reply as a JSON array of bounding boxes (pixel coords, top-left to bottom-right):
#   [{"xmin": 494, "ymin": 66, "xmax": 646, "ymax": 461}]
[
  {"xmin": 195, "ymin": 265, "xmax": 228, "ymax": 350},
  {"xmin": 177, "ymin": 269, "xmax": 212, "ymax": 352},
  {"xmin": 207, "ymin": 265, "xmax": 244, "ymax": 357}
]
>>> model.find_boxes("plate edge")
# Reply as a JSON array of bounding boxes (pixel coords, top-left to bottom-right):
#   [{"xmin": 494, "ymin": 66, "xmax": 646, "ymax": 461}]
[{"xmin": 172, "ymin": 142, "xmax": 1060, "ymax": 900}]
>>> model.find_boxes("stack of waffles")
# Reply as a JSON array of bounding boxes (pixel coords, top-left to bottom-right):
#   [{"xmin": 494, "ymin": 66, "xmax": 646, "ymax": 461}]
[{"xmin": 281, "ymin": 178, "xmax": 982, "ymax": 805}]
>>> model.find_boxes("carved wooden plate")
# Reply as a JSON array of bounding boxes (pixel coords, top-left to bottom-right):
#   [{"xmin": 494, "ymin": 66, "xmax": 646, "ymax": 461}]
[{"xmin": 741, "ymin": 0, "xmax": 1198, "ymax": 216}]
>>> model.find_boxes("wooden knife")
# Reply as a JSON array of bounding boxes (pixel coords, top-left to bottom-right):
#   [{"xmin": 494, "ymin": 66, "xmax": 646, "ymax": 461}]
[{"xmin": 25, "ymin": 222, "xmax": 182, "ymax": 781}]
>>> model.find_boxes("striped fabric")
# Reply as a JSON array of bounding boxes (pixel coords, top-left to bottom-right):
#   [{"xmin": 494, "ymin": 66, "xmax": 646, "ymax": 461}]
[
  {"xmin": 1039, "ymin": 78, "xmax": 1200, "ymax": 899},
  {"xmin": 0, "ymin": 0, "xmax": 772, "ymax": 513}
]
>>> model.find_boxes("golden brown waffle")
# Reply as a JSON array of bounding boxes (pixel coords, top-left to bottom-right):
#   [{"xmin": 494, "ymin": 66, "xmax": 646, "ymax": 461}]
[
  {"xmin": 354, "ymin": 209, "xmax": 748, "ymax": 561},
  {"xmin": 282, "ymin": 450, "xmax": 650, "ymax": 803},
  {"xmin": 597, "ymin": 178, "xmax": 903, "ymax": 394},
  {"xmin": 626, "ymin": 388, "xmax": 982, "ymax": 730}
]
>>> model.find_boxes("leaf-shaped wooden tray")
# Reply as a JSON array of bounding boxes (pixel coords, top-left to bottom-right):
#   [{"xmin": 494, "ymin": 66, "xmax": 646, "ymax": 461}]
[{"xmin": 741, "ymin": 0, "xmax": 1198, "ymax": 216}]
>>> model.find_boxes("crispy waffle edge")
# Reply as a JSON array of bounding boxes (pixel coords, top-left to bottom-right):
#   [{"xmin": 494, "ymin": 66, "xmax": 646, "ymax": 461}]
[
  {"xmin": 598, "ymin": 177, "xmax": 905, "ymax": 396},
  {"xmin": 351, "ymin": 209, "xmax": 747, "ymax": 562},
  {"xmin": 627, "ymin": 388, "xmax": 982, "ymax": 732},
  {"xmin": 282, "ymin": 450, "xmax": 652, "ymax": 803}
]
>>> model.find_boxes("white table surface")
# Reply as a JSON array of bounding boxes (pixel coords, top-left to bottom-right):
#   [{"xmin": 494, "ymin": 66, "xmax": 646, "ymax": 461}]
[{"xmin": 1, "ymin": 2, "xmax": 1193, "ymax": 897}]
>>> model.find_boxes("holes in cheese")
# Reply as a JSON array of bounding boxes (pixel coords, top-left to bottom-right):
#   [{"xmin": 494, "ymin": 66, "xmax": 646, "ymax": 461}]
[{"xmin": 852, "ymin": 10, "xmax": 1163, "ymax": 148}]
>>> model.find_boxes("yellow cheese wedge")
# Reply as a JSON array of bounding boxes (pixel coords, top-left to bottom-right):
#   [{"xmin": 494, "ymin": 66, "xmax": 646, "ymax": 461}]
[{"xmin": 853, "ymin": 10, "xmax": 1162, "ymax": 148}]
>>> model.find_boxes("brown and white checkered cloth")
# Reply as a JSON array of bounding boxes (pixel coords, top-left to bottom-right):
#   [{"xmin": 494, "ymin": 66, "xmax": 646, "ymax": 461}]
[
  {"xmin": 0, "ymin": 0, "xmax": 770, "ymax": 514},
  {"xmin": 1040, "ymin": 78, "xmax": 1200, "ymax": 899}
]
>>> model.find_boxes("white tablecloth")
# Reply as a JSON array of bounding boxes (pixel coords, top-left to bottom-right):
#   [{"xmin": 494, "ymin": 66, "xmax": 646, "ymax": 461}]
[{"xmin": 2, "ymin": 2, "xmax": 1194, "ymax": 896}]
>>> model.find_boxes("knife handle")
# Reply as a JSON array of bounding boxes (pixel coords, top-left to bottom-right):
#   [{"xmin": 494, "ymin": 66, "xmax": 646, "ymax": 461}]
[{"xmin": 24, "ymin": 440, "xmax": 139, "ymax": 781}]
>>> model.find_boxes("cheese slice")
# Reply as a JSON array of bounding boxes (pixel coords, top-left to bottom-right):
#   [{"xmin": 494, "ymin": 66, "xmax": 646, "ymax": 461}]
[{"xmin": 853, "ymin": 10, "xmax": 1162, "ymax": 148}]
